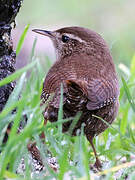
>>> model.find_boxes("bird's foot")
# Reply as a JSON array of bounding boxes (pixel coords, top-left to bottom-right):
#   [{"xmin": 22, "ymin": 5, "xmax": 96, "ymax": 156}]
[
  {"xmin": 94, "ymin": 158, "xmax": 102, "ymax": 171},
  {"xmin": 90, "ymin": 158, "xmax": 102, "ymax": 172},
  {"xmin": 27, "ymin": 142, "xmax": 43, "ymax": 165}
]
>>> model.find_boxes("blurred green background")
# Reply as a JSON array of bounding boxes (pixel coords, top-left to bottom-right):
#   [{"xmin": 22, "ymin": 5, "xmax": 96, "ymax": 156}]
[{"xmin": 13, "ymin": 0, "xmax": 135, "ymax": 73}]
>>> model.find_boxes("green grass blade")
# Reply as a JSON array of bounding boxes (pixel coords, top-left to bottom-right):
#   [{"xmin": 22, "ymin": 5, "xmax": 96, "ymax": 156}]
[
  {"xmin": 128, "ymin": 127, "xmax": 135, "ymax": 144},
  {"xmin": 92, "ymin": 114, "xmax": 135, "ymax": 149},
  {"xmin": 5, "ymin": 73, "xmax": 26, "ymax": 109},
  {"xmin": 30, "ymin": 37, "xmax": 37, "ymax": 61},
  {"xmin": 4, "ymin": 170, "xmax": 19, "ymax": 179},
  {"xmin": 130, "ymin": 54, "xmax": 135, "ymax": 74},
  {"xmin": 16, "ymin": 24, "xmax": 30, "ymax": 55},
  {"xmin": 58, "ymin": 83, "xmax": 63, "ymax": 136},
  {"xmin": 0, "ymin": 99, "xmax": 24, "ymax": 119},
  {"xmin": 121, "ymin": 77, "xmax": 135, "ymax": 113},
  {"xmin": 0, "ymin": 60, "xmax": 37, "ymax": 87},
  {"xmin": 119, "ymin": 82, "xmax": 135, "ymax": 101},
  {"xmin": 120, "ymin": 106, "xmax": 128, "ymax": 135},
  {"xmin": 0, "ymin": 96, "xmax": 26, "ymax": 176},
  {"xmin": 68, "ymin": 112, "xmax": 82, "ymax": 135},
  {"xmin": 92, "ymin": 114, "xmax": 119, "ymax": 133},
  {"xmin": 79, "ymin": 125, "xmax": 90, "ymax": 180},
  {"xmin": 58, "ymin": 147, "xmax": 69, "ymax": 180}
]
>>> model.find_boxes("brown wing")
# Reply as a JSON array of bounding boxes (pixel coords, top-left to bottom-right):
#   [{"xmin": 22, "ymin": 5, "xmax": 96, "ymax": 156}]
[
  {"xmin": 41, "ymin": 80, "xmax": 86, "ymax": 111},
  {"xmin": 86, "ymin": 78, "xmax": 117, "ymax": 110},
  {"xmin": 65, "ymin": 78, "xmax": 118, "ymax": 110},
  {"xmin": 42, "ymin": 77, "xmax": 118, "ymax": 111}
]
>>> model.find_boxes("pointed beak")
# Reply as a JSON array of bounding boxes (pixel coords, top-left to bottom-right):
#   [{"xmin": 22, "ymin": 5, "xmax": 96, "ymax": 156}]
[{"xmin": 32, "ymin": 29, "xmax": 54, "ymax": 38}]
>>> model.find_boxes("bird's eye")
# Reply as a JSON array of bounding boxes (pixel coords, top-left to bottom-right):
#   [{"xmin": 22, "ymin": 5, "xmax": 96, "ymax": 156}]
[{"xmin": 62, "ymin": 35, "xmax": 69, "ymax": 43}]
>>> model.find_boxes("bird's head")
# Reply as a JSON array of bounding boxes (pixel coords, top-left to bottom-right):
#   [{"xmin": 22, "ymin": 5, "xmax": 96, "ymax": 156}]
[{"xmin": 32, "ymin": 26, "xmax": 108, "ymax": 60}]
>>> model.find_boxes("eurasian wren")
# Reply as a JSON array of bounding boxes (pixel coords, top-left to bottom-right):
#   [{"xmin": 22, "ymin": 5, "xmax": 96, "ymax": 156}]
[{"xmin": 33, "ymin": 26, "xmax": 119, "ymax": 169}]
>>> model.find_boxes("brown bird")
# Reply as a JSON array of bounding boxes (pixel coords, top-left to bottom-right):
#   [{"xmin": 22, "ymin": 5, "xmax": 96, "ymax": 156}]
[{"xmin": 33, "ymin": 26, "xmax": 119, "ymax": 169}]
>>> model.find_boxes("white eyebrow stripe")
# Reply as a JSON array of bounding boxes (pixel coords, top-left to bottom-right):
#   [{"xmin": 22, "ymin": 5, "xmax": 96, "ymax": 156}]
[{"xmin": 64, "ymin": 33, "xmax": 85, "ymax": 43}]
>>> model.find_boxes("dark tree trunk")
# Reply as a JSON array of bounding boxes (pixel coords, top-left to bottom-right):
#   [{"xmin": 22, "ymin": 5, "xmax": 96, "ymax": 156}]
[{"xmin": 0, "ymin": 0, "xmax": 23, "ymax": 112}]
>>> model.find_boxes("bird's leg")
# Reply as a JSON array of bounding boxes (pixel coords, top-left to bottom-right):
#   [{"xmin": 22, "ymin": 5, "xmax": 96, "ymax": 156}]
[
  {"xmin": 39, "ymin": 118, "xmax": 47, "ymax": 143},
  {"xmin": 27, "ymin": 142, "xmax": 43, "ymax": 169},
  {"xmin": 27, "ymin": 118, "xmax": 47, "ymax": 169},
  {"xmin": 27, "ymin": 125, "xmax": 46, "ymax": 171},
  {"xmin": 88, "ymin": 136, "xmax": 102, "ymax": 170}
]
